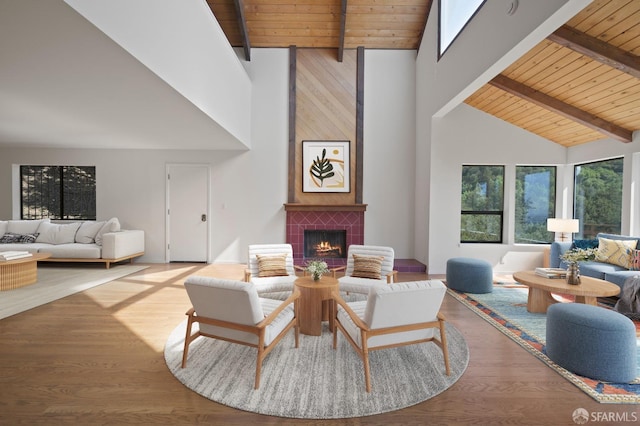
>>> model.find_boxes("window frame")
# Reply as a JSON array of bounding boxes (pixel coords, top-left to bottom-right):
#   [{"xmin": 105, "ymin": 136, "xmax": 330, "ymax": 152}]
[
  {"xmin": 20, "ymin": 165, "xmax": 97, "ymax": 221},
  {"xmin": 460, "ymin": 164, "xmax": 505, "ymax": 244}
]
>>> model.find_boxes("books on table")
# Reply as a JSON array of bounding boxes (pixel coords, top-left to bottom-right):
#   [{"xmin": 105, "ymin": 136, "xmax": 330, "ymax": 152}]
[
  {"xmin": 0, "ymin": 251, "xmax": 33, "ymax": 261},
  {"xmin": 535, "ymin": 267, "xmax": 566, "ymax": 279}
]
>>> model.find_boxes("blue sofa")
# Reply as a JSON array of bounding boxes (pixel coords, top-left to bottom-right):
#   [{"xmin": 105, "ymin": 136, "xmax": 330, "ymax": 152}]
[{"xmin": 550, "ymin": 233, "xmax": 640, "ymax": 290}]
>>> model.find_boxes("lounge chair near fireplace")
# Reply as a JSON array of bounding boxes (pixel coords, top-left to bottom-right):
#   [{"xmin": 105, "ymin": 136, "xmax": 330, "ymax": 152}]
[
  {"xmin": 332, "ymin": 244, "xmax": 397, "ymax": 295},
  {"xmin": 244, "ymin": 243, "xmax": 303, "ymax": 294}
]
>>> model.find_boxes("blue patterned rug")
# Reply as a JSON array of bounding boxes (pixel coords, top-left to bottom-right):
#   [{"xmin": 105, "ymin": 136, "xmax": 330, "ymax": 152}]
[{"xmin": 448, "ymin": 285, "xmax": 640, "ymax": 404}]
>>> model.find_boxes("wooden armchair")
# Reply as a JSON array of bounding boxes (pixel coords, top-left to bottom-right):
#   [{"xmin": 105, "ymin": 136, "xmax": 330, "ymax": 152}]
[
  {"xmin": 332, "ymin": 244, "xmax": 397, "ymax": 294},
  {"xmin": 182, "ymin": 276, "xmax": 300, "ymax": 389},
  {"xmin": 332, "ymin": 280, "xmax": 450, "ymax": 392},
  {"xmin": 244, "ymin": 243, "xmax": 304, "ymax": 294}
]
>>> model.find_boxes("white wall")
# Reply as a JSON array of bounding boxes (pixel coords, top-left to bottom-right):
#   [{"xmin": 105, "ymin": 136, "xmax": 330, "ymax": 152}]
[
  {"xmin": 65, "ymin": 0, "xmax": 252, "ymax": 147},
  {"xmin": 415, "ymin": 0, "xmax": 592, "ymax": 273},
  {"xmin": 429, "ymin": 104, "xmax": 566, "ymax": 274},
  {"xmin": 0, "ymin": 49, "xmax": 290, "ymax": 264},
  {"xmin": 363, "ymin": 50, "xmax": 417, "ymax": 258}
]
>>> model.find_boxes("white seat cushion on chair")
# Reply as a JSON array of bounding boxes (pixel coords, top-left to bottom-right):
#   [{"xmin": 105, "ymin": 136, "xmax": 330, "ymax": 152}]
[
  {"xmin": 259, "ymin": 298, "xmax": 295, "ymax": 345},
  {"xmin": 338, "ymin": 276, "xmax": 386, "ymax": 294},
  {"xmin": 184, "ymin": 276, "xmax": 265, "ymax": 345},
  {"xmin": 338, "ymin": 280, "xmax": 447, "ymax": 349},
  {"xmin": 251, "ymin": 275, "xmax": 298, "ymax": 294}
]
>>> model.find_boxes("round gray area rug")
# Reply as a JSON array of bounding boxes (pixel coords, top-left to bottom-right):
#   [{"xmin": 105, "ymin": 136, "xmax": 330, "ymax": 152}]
[{"xmin": 164, "ymin": 319, "xmax": 469, "ymax": 419}]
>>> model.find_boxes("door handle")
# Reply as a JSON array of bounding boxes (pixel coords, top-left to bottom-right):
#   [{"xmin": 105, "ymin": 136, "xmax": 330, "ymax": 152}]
[{"xmin": 201, "ymin": 214, "xmax": 207, "ymax": 222}]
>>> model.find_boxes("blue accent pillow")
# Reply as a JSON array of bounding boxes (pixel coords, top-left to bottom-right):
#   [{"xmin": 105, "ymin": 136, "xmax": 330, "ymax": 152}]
[{"xmin": 571, "ymin": 238, "xmax": 599, "ymax": 250}]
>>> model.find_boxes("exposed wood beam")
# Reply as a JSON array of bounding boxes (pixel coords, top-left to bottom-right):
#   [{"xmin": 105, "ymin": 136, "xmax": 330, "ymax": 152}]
[
  {"xmin": 547, "ymin": 25, "xmax": 640, "ymax": 79},
  {"xmin": 233, "ymin": 0, "xmax": 251, "ymax": 61},
  {"xmin": 337, "ymin": 0, "xmax": 347, "ymax": 62},
  {"xmin": 356, "ymin": 46, "xmax": 364, "ymax": 203},
  {"xmin": 489, "ymin": 75, "xmax": 632, "ymax": 143},
  {"xmin": 288, "ymin": 46, "xmax": 296, "ymax": 203}
]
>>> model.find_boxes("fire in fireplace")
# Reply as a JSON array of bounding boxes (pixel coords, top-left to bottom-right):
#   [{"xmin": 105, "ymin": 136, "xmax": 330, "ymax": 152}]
[{"xmin": 304, "ymin": 230, "xmax": 347, "ymax": 259}]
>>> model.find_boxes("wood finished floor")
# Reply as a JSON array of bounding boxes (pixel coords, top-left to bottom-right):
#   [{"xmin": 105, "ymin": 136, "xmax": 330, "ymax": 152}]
[{"xmin": 0, "ymin": 263, "xmax": 631, "ymax": 425}]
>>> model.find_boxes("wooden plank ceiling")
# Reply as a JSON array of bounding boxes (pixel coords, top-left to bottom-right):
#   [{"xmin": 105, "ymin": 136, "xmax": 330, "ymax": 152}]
[{"xmin": 207, "ymin": 0, "xmax": 640, "ymax": 147}]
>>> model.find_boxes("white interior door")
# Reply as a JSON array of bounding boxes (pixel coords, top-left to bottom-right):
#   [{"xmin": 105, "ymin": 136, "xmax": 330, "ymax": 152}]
[{"xmin": 167, "ymin": 164, "xmax": 209, "ymax": 262}]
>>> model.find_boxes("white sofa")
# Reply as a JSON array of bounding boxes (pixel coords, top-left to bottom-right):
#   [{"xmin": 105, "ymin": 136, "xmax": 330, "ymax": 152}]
[{"xmin": 0, "ymin": 218, "xmax": 144, "ymax": 268}]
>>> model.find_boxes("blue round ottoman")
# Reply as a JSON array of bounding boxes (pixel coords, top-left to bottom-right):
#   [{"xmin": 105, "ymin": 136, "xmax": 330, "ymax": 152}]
[
  {"xmin": 546, "ymin": 303, "xmax": 637, "ymax": 383},
  {"xmin": 446, "ymin": 257, "xmax": 493, "ymax": 293}
]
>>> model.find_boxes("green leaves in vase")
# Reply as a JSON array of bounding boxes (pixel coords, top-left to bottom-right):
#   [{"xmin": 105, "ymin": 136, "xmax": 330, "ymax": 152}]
[{"xmin": 310, "ymin": 148, "xmax": 335, "ymax": 187}]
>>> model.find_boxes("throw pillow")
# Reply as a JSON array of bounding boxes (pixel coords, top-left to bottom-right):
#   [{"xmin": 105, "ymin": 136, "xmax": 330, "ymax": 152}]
[
  {"xmin": 351, "ymin": 254, "xmax": 384, "ymax": 280},
  {"xmin": 75, "ymin": 221, "xmax": 105, "ymax": 244},
  {"xmin": 0, "ymin": 232, "xmax": 39, "ymax": 244},
  {"xmin": 630, "ymin": 250, "xmax": 640, "ymax": 271},
  {"xmin": 36, "ymin": 222, "xmax": 82, "ymax": 245},
  {"xmin": 256, "ymin": 254, "xmax": 289, "ymax": 277},
  {"xmin": 595, "ymin": 237, "xmax": 638, "ymax": 269},
  {"xmin": 95, "ymin": 218, "xmax": 121, "ymax": 246},
  {"xmin": 571, "ymin": 238, "xmax": 599, "ymax": 250},
  {"xmin": 7, "ymin": 218, "xmax": 49, "ymax": 235}
]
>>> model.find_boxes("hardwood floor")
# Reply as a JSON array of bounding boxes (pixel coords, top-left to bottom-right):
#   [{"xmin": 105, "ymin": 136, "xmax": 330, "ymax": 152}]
[{"xmin": 0, "ymin": 263, "xmax": 631, "ymax": 425}]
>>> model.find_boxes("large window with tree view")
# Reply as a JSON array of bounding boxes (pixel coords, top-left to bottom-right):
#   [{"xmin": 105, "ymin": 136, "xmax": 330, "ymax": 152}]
[
  {"xmin": 515, "ymin": 166, "xmax": 556, "ymax": 244},
  {"xmin": 574, "ymin": 158, "xmax": 623, "ymax": 239},
  {"xmin": 20, "ymin": 165, "xmax": 96, "ymax": 220},
  {"xmin": 460, "ymin": 165, "xmax": 504, "ymax": 243}
]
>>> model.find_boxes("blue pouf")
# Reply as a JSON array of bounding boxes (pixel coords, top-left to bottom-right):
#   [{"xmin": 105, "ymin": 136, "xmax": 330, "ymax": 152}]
[
  {"xmin": 446, "ymin": 257, "xmax": 493, "ymax": 294},
  {"xmin": 546, "ymin": 303, "xmax": 637, "ymax": 383}
]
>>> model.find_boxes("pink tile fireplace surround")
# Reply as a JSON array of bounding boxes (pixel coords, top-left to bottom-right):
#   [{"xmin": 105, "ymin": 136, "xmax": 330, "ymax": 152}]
[{"xmin": 286, "ymin": 210, "xmax": 364, "ymax": 267}]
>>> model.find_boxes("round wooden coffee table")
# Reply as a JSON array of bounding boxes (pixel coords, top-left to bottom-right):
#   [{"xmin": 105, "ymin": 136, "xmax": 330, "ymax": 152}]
[
  {"xmin": 513, "ymin": 270, "xmax": 621, "ymax": 313},
  {"xmin": 294, "ymin": 276, "xmax": 338, "ymax": 336},
  {"xmin": 0, "ymin": 253, "xmax": 52, "ymax": 291}
]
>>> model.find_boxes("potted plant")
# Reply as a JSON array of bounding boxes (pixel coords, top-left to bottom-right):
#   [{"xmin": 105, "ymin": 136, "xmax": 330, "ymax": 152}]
[
  {"xmin": 560, "ymin": 247, "xmax": 598, "ymax": 285},
  {"xmin": 305, "ymin": 259, "xmax": 329, "ymax": 281}
]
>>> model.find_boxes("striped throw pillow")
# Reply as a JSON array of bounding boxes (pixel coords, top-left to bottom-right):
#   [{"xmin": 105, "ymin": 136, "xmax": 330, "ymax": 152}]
[
  {"xmin": 351, "ymin": 254, "xmax": 384, "ymax": 280},
  {"xmin": 256, "ymin": 254, "xmax": 288, "ymax": 277}
]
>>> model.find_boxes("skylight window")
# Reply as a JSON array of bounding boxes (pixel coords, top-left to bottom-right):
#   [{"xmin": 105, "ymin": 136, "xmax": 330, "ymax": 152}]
[{"xmin": 439, "ymin": 0, "xmax": 486, "ymax": 58}]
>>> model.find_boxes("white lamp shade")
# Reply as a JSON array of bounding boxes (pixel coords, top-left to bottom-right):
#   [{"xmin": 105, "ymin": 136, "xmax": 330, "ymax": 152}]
[{"xmin": 547, "ymin": 218, "xmax": 579, "ymax": 233}]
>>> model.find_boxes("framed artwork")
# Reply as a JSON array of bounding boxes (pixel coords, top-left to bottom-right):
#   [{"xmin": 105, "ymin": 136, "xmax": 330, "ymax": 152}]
[{"xmin": 302, "ymin": 140, "xmax": 350, "ymax": 193}]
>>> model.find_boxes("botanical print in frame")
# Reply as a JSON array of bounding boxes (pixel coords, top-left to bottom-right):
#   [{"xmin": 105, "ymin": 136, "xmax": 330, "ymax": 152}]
[{"xmin": 302, "ymin": 140, "xmax": 350, "ymax": 193}]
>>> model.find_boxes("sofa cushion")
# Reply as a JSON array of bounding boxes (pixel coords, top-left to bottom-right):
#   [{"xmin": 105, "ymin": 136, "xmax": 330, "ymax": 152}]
[
  {"xmin": 595, "ymin": 237, "xmax": 637, "ymax": 268},
  {"xmin": 36, "ymin": 222, "xmax": 81, "ymax": 245},
  {"xmin": 95, "ymin": 218, "xmax": 121, "ymax": 246},
  {"xmin": 0, "ymin": 233, "xmax": 39, "ymax": 244},
  {"xmin": 75, "ymin": 221, "xmax": 105, "ymax": 244},
  {"xmin": 605, "ymin": 271, "xmax": 640, "ymax": 290},
  {"xmin": 7, "ymin": 218, "xmax": 49, "ymax": 235},
  {"xmin": 579, "ymin": 261, "xmax": 623, "ymax": 280},
  {"xmin": 44, "ymin": 244, "xmax": 102, "ymax": 259}
]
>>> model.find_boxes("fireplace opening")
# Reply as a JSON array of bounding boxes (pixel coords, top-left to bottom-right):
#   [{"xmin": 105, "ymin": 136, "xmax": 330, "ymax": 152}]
[{"xmin": 304, "ymin": 230, "xmax": 347, "ymax": 259}]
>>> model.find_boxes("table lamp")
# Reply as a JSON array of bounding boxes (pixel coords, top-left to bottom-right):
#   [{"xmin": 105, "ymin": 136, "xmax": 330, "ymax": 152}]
[{"xmin": 547, "ymin": 218, "xmax": 579, "ymax": 242}]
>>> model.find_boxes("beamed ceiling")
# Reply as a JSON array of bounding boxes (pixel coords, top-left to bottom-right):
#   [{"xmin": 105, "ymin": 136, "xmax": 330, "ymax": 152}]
[{"xmin": 208, "ymin": 0, "xmax": 640, "ymax": 147}]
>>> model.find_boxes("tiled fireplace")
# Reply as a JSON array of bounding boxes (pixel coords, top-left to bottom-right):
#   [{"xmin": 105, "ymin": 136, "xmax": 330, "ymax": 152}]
[{"xmin": 285, "ymin": 205, "xmax": 365, "ymax": 268}]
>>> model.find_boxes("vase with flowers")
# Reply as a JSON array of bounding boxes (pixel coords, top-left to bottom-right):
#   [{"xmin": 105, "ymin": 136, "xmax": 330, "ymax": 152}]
[
  {"xmin": 305, "ymin": 259, "xmax": 329, "ymax": 281},
  {"xmin": 560, "ymin": 247, "xmax": 597, "ymax": 285}
]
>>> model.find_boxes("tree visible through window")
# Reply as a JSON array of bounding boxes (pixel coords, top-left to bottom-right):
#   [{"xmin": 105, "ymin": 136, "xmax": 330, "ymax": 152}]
[
  {"xmin": 461, "ymin": 165, "xmax": 504, "ymax": 243},
  {"xmin": 574, "ymin": 158, "xmax": 623, "ymax": 238},
  {"xmin": 515, "ymin": 166, "xmax": 556, "ymax": 244},
  {"xmin": 20, "ymin": 165, "xmax": 96, "ymax": 220}
]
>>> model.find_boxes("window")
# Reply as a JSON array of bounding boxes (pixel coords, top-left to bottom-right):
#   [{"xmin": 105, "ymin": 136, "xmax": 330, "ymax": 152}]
[
  {"xmin": 574, "ymin": 158, "xmax": 623, "ymax": 239},
  {"xmin": 21, "ymin": 165, "xmax": 96, "ymax": 220},
  {"xmin": 439, "ymin": 0, "xmax": 486, "ymax": 58},
  {"xmin": 461, "ymin": 165, "xmax": 504, "ymax": 243},
  {"xmin": 515, "ymin": 166, "xmax": 556, "ymax": 244}
]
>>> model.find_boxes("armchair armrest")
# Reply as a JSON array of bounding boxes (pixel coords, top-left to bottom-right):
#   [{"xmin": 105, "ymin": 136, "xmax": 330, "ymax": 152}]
[
  {"xmin": 258, "ymin": 289, "xmax": 301, "ymax": 327},
  {"xmin": 331, "ymin": 266, "xmax": 346, "ymax": 278},
  {"xmin": 293, "ymin": 264, "xmax": 305, "ymax": 275},
  {"xmin": 386, "ymin": 270, "xmax": 398, "ymax": 283},
  {"xmin": 331, "ymin": 290, "xmax": 369, "ymax": 331},
  {"xmin": 244, "ymin": 269, "xmax": 251, "ymax": 282}
]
